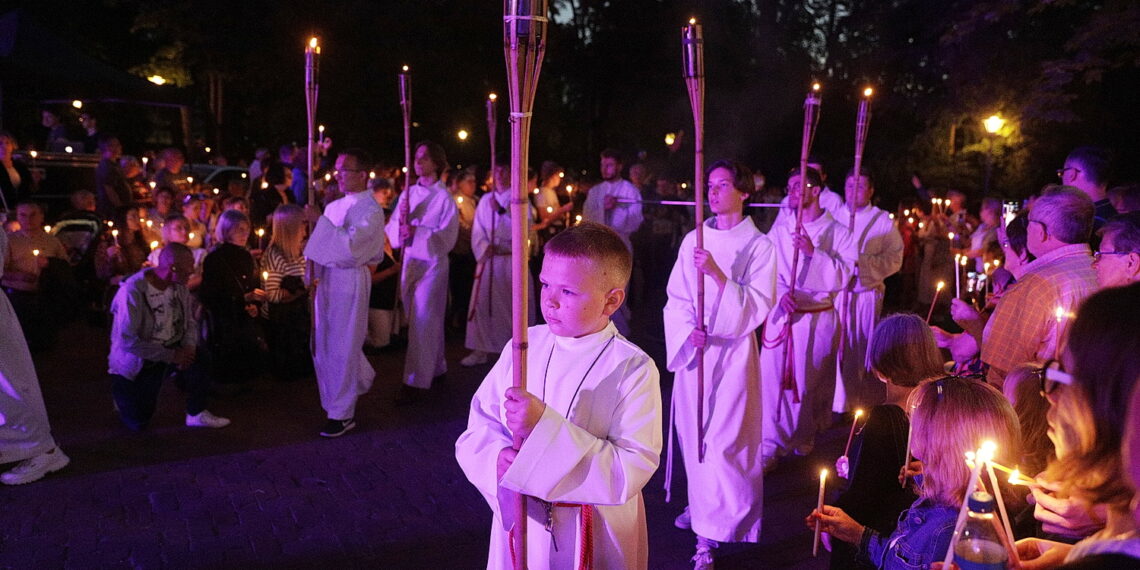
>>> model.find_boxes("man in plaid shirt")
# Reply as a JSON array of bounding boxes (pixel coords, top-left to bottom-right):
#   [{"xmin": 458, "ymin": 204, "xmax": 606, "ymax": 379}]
[{"xmin": 981, "ymin": 186, "xmax": 1099, "ymax": 386}]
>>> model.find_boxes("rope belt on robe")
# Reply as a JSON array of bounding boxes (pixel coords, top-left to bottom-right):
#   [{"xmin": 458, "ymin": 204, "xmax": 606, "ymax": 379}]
[
  {"xmin": 508, "ymin": 499, "xmax": 595, "ymax": 570},
  {"xmin": 761, "ymin": 303, "xmax": 834, "ymax": 421}
]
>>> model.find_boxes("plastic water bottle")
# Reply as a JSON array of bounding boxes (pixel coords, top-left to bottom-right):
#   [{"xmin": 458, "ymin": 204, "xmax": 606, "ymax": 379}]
[{"xmin": 953, "ymin": 491, "xmax": 1008, "ymax": 570}]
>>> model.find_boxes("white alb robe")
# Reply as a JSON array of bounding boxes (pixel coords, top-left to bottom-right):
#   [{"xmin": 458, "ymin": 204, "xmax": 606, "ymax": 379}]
[
  {"xmin": 385, "ymin": 179, "xmax": 459, "ymax": 388},
  {"xmin": 759, "ymin": 211, "xmax": 853, "ymax": 457},
  {"xmin": 465, "ymin": 190, "xmax": 536, "ymax": 354},
  {"xmin": 455, "ymin": 322, "xmax": 662, "ymax": 570},
  {"xmin": 663, "ymin": 217, "xmax": 776, "ymax": 543},
  {"xmin": 831, "ymin": 204, "xmax": 904, "ymax": 413},
  {"xmin": 0, "ymin": 231, "xmax": 58, "ymax": 463},
  {"xmin": 582, "ymin": 178, "xmax": 643, "ymax": 253},
  {"xmin": 304, "ymin": 190, "xmax": 386, "ymax": 420}
]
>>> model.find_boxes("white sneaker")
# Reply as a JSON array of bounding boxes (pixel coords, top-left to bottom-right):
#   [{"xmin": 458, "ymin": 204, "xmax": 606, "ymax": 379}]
[
  {"xmin": 186, "ymin": 410, "xmax": 231, "ymax": 428},
  {"xmin": 674, "ymin": 506, "xmax": 692, "ymax": 529},
  {"xmin": 692, "ymin": 537, "xmax": 717, "ymax": 570},
  {"xmin": 1, "ymin": 448, "xmax": 70, "ymax": 485},
  {"xmin": 460, "ymin": 351, "xmax": 489, "ymax": 367}
]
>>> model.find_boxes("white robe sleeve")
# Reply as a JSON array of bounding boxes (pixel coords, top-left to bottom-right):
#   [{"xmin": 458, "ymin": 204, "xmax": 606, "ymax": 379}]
[
  {"xmin": 706, "ymin": 234, "xmax": 776, "ymax": 338},
  {"xmin": 500, "ymin": 357, "xmax": 662, "ymax": 506},
  {"xmin": 470, "ymin": 197, "xmax": 494, "ymax": 261},
  {"xmin": 303, "ymin": 205, "xmax": 386, "ymax": 269},
  {"xmin": 384, "ymin": 192, "xmax": 407, "ymax": 249},
  {"xmin": 857, "ymin": 217, "xmax": 904, "ymax": 288},
  {"xmin": 609, "ymin": 182, "xmax": 644, "ymax": 238},
  {"xmin": 800, "ymin": 224, "xmax": 854, "ymax": 293},
  {"xmin": 454, "ymin": 349, "xmax": 515, "ymax": 510},
  {"xmin": 663, "ymin": 234, "xmax": 698, "ymax": 371}
]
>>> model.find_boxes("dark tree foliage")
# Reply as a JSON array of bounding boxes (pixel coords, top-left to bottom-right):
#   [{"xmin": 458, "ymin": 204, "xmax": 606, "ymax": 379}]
[{"xmin": 6, "ymin": 0, "xmax": 1137, "ymax": 204}]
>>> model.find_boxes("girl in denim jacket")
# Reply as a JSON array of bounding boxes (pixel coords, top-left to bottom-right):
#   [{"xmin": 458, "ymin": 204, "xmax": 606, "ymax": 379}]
[{"xmin": 807, "ymin": 377, "xmax": 1021, "ymax": 569}]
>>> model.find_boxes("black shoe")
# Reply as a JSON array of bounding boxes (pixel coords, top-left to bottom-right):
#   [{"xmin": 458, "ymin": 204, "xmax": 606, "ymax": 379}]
[{"xmin": 319, "ymin": 418, "xmax": 356, "ymax": 438}]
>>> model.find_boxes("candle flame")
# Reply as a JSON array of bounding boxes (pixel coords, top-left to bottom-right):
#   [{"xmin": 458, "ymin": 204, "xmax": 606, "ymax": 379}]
[
  {"xmin": 854, "ymin": 409, "xmax": 864, "ymax": 419},
  {"xmin": 546, "ymin": 206, "xmax": 554, "ymax": 213},
  {"xmin": 1055, "ymin": 306, "xmax": 1065, "ymax": 321},
  {"xmin": 918, "ymin": 222, "xmax": 925, "ymax": 229},
  {"xmin": 44, "ymin": 225, "xmax": 52, "ymax": 233},
  {"xmin": 30, "ymin": 150, "xmax": 38, "ymax": 158},
  {"xmin": 488, "ymin": 92, "xmax": 497, "ymax": 101},
  {"xmin": 993, "ymin": 259, "xmax": 1001, "ymax": 267},
  {"xmin": 863, "ymin": 87, "xmax": 873, "ymax": 97},
  {"xmin": 960, "ymin": 256, "xmax": 968, "ymax": 266},
  {"xmin": 949, "ymin": 232, "xmax": 955, "ymax": 240},
  {"xmin": 456, "ymin": 196, "xmax": 464, "ymax": 204},
  {"xmin": 575, "ymin": 215, "xmax": 583, "ymax": 223},
  {"xmin": 566, "ymin": 185, "xmax": 573, "ymax": 192},
  {"xmin": 812, "ymin": 82, "xmax": 821, "ymax": 92},
  {"xmin": 936, "ymin": 281, "xmax": 945, "ymax": 291},
  {"xmin": 32, "ymin": 249, "xmax": 40, "ymax": 256},
  {"xmin": 903, "ymin": 209, "xmax": 910, "ymax": 216},
  {"xmin": 189, "ymin": 232, "xmax": 195, "ymax": 240},
  {"xmin": 309, "ymin": 37, "xmax": 318, "ymax": 49},
  {"xmin": 980, "ymin": 440, "xmax": 997, "ymax": 462},
  {"xmin": 149, "ymin": 241, "xmax": 159, "ymax": 250},
  {"xmin": 111, "ymin": 229, "xmax": 119, "ymax": 237},
  {"xmin": 257, "ymin": 228, "xmax": 266, "ymax": 237},
  {"xmin": 402, "ymin": 64, "xmax": 409, "ymax": 72},
  {"xmin": 262, "ymin": 271, "xmax": 269, "ymax": 281},
  {"xmin": 1009, "ymin": 468, "xmax": 1022, "ymax": 485},
  {"xmin": 820, "ymin": 468, "xmax": 828, "ymax": 479}
]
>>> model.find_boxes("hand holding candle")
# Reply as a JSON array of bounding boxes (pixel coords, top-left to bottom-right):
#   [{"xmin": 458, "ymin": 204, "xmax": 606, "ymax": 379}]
[
  {"xmin": 943, "ymin": 441, "xmax": 996, "ymax": 567},
  {"xmin": 836, "ymin": 409, "xmax": 864, "ymax": 479}
]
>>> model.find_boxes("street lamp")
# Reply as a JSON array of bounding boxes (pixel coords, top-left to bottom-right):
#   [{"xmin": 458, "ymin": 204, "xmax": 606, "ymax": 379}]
[{"xmin": 983, "ymin": 114, "xmax": 1005, "ymax": 195}]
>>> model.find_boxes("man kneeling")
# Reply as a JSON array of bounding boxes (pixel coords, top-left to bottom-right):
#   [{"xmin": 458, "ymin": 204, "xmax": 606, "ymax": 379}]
[{"xmin": 109, "ymin": 243, "xmax": 229, "ymax": 430}]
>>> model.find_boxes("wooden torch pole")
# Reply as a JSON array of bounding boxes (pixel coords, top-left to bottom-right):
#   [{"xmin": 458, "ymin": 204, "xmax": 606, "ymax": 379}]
[
  {"xmin": 780, "ymin": 84, "xmax": 822, "ymax": 411},
  {"xmin": 504, "ymin": 1, "xmax": 548, "ymax": 567},
  {"xmin": 681, "ymin": 18, "xmax": 707, "ymax": 463},
  {"xmin": 305, "ymin": 37, "xmax": 320, "ymax": 210}
]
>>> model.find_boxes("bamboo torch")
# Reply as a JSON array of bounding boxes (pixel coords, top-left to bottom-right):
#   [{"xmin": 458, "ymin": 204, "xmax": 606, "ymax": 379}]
[
  {"xmin": 778, "ymin": 84, "xmax": 822, "ymax": 415},
  {"xmin": 398, "ymin": 65, "xmax": 413, "ymax": 237},
  {"xmin": 304, "ymin": 37, "xmax": 320, "ymax": 210},
  {"xmin": 502, "ymin": 1, "xmax": 548, "ymax": 566},
  {"xmin": 849, "ymin": 87, "xmax": 873, "ymax": 230},
  {"xmin": 487, "ymin": 92, "xmax": 498, "ymax": 174},
  {"xmin": 681, "ymin": 17, "xmax": 708, "ymax": 463}
]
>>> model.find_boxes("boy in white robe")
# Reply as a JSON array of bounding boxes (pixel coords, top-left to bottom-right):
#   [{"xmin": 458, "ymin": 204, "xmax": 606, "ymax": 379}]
[
  {"xmin": 303, "ymin": 149, "xmax": 386, "ymax": 437},
  {"xmin": 456, "ymin": 223, "xmax": 662, "ymax": 570},
  {"xmin": 385, "ymin": 141, "xmax": 459, "ymax": 398},
  {"xmin": 663, "ymin": 161, "xmax": 777, "ymax": 567},
  {"xmin": 759, "ymin": 168, "xmax": 854, "ymax": 463},
  {"xmin": 461, "ymin": 161, "xmax": 536, "ymax": 367},
  {"xmin": 831, "ymin": 171, "xmax": 904, "ymax": 413}
]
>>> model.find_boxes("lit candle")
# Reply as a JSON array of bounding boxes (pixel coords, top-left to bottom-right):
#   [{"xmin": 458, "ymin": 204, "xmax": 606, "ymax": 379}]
[
  {"xmin": 257, "ymin": 227, "xmax": 266, "ymax": 250},
  {"xmin": 918, "ymin": 221, "xmax": 925, "ymax": 230},
  {"xmin": 106, "ymin": 220, "xmax": 114, "ymax": 228},
  {"xmin": 926, "ymin": 281, "xmax": 945, "ymax": 323},
  {"xmin": 943, "ymin": 441, "xmax": 996, "ymax": 567},
  {"xmin": 575, "ymin": 214, "xmax": 582, "ymax": 225},
  {"xmin": 457, "ymin": 196, "xmax": 464, "ymax": 204},
  {"xmin": 842, "ymin": 409, "xmax": 864, "ymax": 458},
  {"xmin": 111, "ymin": 229, "xmax": 120, "ymax": 246},
  {"xmin": 546, "ymin": 206, "xmax": 554, "ymax": 214},
  {"xmin": 189, "ymin": 232, "xmax": 196, "ymax": 241},
  {"xmin": 261, "ymin": 270, "xmax": 269, "ymax": 287},
  {"xmin": 903, "ymin": 209, "xmax": 911, "ymax": 216},
  {"xmin": 32, "ymin": 248, "xmax": 40, "ymax": 257},
  {"xmin": 907, "ymin": 216, "xmax": 915, "ymax": 225},
  {"xmin": 319, "ymin": 124, "xmax": 326, "ymax": 144},
  {"xmin": 954, "ymin": 254, "xmax": 962, "ymax": 298},
  {"xmin": 814, "ymin": 468, "xmax": 828, "ymax": 557},
  {"xmin": 149, "ymin": 240, "xmax": 159, "ymax": 251},
  {"xmin": 902, "ymin": 403, "xmax": 916, "ymax": 488},
  {"xmin": 984, "ymin": 461, "xmax": 1021, "ymax": 566},
  {"xmin": 1054, "ymin": 306, "xmax": 1066, "ymax": 360}
]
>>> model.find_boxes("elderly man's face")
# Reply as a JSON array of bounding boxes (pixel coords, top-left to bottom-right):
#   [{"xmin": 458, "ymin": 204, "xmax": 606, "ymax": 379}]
[{"xmin": 1093, "ymin": 233, "xmax": 1139, "ymax": 288}]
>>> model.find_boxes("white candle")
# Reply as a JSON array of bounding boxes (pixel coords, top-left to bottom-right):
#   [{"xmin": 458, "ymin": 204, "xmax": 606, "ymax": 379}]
[
  {"xmin": 902, "ymin": 404, "xmax": 915, "ymax": 488},
  {"xmin": 984, "ymin": 461, "xmax": 1020, "ymax": 566},
  {"xmin": 814, "ymin": 468, "xmax": 828, "ymax": 557},
  {"xmin": 842, "ymin": 409, "xmax": 864, "ymax": 458}
]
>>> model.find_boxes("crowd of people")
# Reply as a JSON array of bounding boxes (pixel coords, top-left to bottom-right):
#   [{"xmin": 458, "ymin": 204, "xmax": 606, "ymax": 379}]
[{"xmin": 3, "ymin": 117, "xmax": 1140, "ymax": 570}]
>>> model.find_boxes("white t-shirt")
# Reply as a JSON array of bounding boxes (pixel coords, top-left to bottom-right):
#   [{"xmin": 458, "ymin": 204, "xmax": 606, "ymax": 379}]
[{"xmin": 144, "ymin": 282, "xmax": 183, "ymax": 347}]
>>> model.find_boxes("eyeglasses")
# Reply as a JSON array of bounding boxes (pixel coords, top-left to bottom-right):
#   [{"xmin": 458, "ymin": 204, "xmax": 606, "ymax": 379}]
[
  {"xmin": 1056, "ymin": 167, "xmax": 1081, "ymax": 178},
  {"xmin": 1093, "ymin": 250, "xmax": 1132, "ymax": 261},
  {"xmin": 1038, "ymin": 359, "xmax": 1073, "ymax": 396}
]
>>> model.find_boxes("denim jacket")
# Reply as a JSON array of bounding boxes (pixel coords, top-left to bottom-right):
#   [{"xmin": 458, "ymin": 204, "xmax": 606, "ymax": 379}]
[{"xmin": 857, "ymin": 497, "xmax": 958, "ymax": 569}]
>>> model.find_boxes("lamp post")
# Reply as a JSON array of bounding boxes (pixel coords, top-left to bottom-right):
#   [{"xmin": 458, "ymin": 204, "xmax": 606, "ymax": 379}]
[{"xmin": 983, "ymin": 114, "xmax": 1004, "ymax": 195}]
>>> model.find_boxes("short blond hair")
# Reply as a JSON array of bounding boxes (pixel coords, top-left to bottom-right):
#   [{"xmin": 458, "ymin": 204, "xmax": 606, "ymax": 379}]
[
  {"xmin": 544, "ymin": 222, "xmax": 632, "ymax": 290},
  {"xmin": 866, "ymin": 313, "xmax": 944, "ymax": 387},
  {"xmin": 909, "ymin": 377, "xmax": 1021, "ymax": 507}
]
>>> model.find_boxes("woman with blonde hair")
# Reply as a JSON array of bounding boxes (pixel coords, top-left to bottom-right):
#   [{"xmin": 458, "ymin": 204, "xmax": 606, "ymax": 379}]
[
  {"xmin": 809, "ymin": 376, "xmax": 1021, "ymax": 569},
  {"xmin": 829, "ymin": 313, "xmax": 945, "ymax": 569},
  {"xmin": 1016, "ymin": 283, "xmax": 1140, "ymax": 568},
  {"xmin": 200, "ymin": 209, "xmax": 265, "ymax": 384},
  {"xmin": 261, "ymin": 204, "xmax": 312, "ymax": 381}
]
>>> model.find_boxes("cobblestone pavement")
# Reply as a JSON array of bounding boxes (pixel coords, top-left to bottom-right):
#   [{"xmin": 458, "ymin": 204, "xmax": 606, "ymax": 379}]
[{"xmin": 1, "ymin": 316, "xmax": 843, "ymax": 569}]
